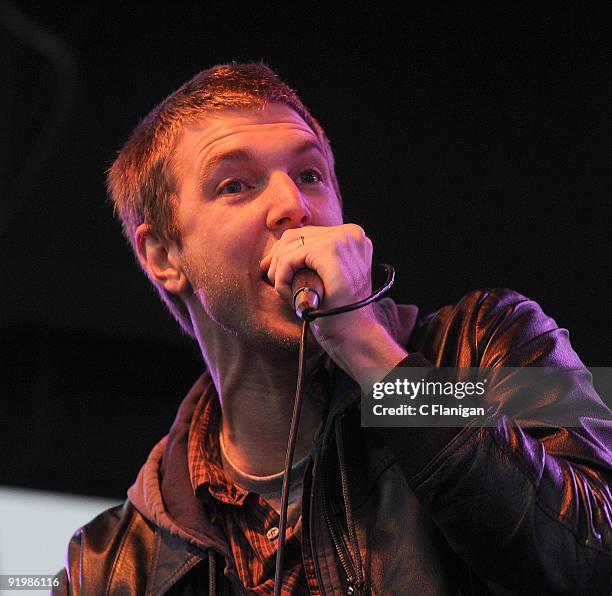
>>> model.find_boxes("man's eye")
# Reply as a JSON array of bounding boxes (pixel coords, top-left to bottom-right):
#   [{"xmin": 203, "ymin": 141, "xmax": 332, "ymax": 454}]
[
  {"xmin": 219, "ymin": 180, "xmax": 244, "ymax": 194},
  {"xmin": 299, "ymin": 169, "xmax": 322, "ymax": 184}
]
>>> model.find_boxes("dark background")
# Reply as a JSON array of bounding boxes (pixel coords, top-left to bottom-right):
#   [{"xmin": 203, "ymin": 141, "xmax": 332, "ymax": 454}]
[{"xmin": 1, "ymin": 2, "xmax": 610, "ymax": 498}]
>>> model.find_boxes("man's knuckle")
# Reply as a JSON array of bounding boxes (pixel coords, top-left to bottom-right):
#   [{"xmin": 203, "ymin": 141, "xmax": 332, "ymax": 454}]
[{"xmin": 345, "ymin": 223, "xmax": 365, "ymax": 240}]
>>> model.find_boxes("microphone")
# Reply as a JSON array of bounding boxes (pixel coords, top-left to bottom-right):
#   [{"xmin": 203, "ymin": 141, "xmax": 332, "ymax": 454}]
[{"xmin": 291, "ymin": 268, "xmax": 324, "ymax": 319}]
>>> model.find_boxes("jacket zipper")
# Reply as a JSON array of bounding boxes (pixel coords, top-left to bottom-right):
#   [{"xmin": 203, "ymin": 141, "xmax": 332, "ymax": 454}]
[
  {"xmin": 310, "ymin": 405, "xmax": 368, "ymax": 596},
  {"xmin": 308, "ymin": 454, "xmax": 328, "ymax": 595},
  {"xmin": 320, "ymin": 454, "xmax": 367, "ymax": 595}
]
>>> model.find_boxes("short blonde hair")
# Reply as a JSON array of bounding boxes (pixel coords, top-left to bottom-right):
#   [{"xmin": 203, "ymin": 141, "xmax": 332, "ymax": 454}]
[{"xmin": 107, "ymin": 63, "xmax": 341, "ymax": 337}]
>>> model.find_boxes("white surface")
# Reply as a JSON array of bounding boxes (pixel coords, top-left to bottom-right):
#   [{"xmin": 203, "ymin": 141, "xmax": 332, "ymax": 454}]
[{"xmin": 0, "ymin": 486, "xmax": 121, "ymax": 594}]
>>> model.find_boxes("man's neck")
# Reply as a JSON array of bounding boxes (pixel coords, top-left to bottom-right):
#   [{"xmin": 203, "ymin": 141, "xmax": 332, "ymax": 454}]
[{"xmin": 196, "ymin": 322, "xmax": 326, "ymax": 477}]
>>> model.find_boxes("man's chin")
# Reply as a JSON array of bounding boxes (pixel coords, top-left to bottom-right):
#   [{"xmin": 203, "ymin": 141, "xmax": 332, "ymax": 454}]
[
  {"xmin": 197, "ymin": 282, "xmax": 321, "ymax": 355},
  {"xmin": 239, "ymin": 312, "xmax": 321, "ymax": 356}
]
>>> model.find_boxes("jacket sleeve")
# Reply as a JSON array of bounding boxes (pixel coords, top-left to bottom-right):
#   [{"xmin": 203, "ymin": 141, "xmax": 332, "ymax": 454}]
[
  {"xmin": 51, "ymin": 532, "xmax": 82, "ymax": 595},
  {"xmin": 51, "ymin": 501, "xmax": 142, "ymax": 596},
  {"xmin": 384, "ymin": 289, "xmax": 612, "ymax": 594}
]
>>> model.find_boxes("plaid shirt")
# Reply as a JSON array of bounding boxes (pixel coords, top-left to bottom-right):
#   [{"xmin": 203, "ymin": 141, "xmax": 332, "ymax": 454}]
[{"xmin": 187, "ymin": 360, "xmax": 331, "ymax": 594}]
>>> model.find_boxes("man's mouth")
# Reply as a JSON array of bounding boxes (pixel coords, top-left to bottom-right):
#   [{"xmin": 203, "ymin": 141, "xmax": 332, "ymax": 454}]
[{"xmin": 261, "ymin": 272, "xmax": 274, "ymax": 287}]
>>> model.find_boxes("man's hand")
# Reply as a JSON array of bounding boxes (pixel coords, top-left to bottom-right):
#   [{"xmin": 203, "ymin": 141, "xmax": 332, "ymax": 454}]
[
  {"xmin": 260, "ymin": 223, "xmax": 374, "ymax": 339},
  {"xmin": 260, "ymin": 224, "xmax": 408, "ymax": 392}
]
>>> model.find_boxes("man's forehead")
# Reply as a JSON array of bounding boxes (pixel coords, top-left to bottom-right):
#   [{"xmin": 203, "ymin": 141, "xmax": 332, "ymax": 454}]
[
  {"xmin": 181, "ymin": 103, "xmax": 318, "ymax": 149},
  {"xmin": 171, "ymin": 104, "xmax": 330, "ymax": 186},
  {"xmin": 168, "ymin": 102, "xmax": 333, "ymax": 195}
]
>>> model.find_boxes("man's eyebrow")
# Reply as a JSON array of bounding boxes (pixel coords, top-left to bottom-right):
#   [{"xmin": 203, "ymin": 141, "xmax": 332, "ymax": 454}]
[
  {"xmin": 198, "ymin": 140, "xmax": 326, "ymax": 188},
  {"xmin": 291, "ymin": 139, "xmax": 326, "ymax": 158},
  {"xmin": 198, "ymin": 148, "xmax": 252, "ymax": 187}
]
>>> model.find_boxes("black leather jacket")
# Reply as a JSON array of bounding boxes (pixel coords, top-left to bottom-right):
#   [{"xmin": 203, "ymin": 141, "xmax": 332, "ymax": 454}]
[{"xmin": 54, "ymin": 289, "xmax": 612, "ymax": 595}]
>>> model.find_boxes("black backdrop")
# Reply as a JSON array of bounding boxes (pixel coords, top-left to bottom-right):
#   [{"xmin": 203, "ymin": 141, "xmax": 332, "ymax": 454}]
[{"xmin": 2, "ymin": 2, "xmax": 611, "ymax": 498}]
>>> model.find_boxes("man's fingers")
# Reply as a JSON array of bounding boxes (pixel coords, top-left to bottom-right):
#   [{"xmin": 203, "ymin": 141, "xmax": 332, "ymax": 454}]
[
  {"xmin": 262, "ymin": 224, "xmax": 373, "ymax": 310},
  {"xmin": 269, "ymin": 244, "xmax": 308, "ymax": 303}
]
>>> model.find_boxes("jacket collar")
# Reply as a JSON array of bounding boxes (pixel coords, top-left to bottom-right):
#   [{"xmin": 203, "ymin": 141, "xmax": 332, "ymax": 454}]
[{"xmin": 127, "ymin": 375, "xmax": 233, "ymax": 594}]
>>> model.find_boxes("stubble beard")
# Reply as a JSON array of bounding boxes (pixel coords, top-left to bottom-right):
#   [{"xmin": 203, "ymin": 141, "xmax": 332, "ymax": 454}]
[{"xmin": 183, "ymin": 254, "xmax": 320, "ymax": 356}]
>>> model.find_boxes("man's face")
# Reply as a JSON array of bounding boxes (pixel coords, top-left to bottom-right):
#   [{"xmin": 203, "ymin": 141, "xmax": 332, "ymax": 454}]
[{"xmin": 173, "ymin": 103, "xmax": 344, "ymax": 351}]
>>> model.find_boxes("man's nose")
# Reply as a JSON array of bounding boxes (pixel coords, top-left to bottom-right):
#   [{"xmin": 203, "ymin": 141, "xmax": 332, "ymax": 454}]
[{"xmin": 265, "ymin": 172, "xmax": 312, "ymax": 231}]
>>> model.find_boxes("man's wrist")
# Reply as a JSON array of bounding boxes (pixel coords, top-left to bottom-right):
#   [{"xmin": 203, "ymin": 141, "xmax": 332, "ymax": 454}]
[{"xmin": 315, "ymin": 314, "xmax": 409, "ymax": 394}]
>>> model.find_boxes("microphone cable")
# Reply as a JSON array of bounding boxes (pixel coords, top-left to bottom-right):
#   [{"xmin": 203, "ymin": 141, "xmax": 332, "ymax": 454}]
[{"xmin": 273, "ymin": 263, "xmax": 395, "ymax": 595}]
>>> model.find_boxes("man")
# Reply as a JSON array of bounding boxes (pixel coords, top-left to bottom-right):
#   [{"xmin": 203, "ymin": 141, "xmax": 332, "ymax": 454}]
[{"xmin": 55, "ymin": 63, "xmax": 612, "ymax": 594}]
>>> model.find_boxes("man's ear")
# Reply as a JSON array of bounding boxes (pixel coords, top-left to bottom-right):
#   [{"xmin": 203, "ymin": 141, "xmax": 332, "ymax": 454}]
[{"xmin": 134, "ymin": 223, "xmax": 191, "ymax": 295}]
